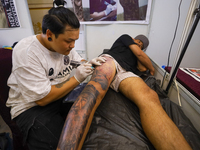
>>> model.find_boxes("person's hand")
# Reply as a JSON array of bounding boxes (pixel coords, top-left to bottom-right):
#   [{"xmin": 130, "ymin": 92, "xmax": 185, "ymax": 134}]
[
  {"xmin": 74, "ymin": 63, "xmax": 94, "ymax": 83},
  {"xmin": 89, "ymin": 56, "xmax": 107, "ymax": 66},
  {"xmin": 104, "ymin": 4, "xmax": 113, "ymax": 16},
  {"xmin": 150, "ymin": 67, "xmax": 155, "ymax": 76},
  {"xmin": 107, "ymin": 5, "xmax": 117, "ymax": 17}
]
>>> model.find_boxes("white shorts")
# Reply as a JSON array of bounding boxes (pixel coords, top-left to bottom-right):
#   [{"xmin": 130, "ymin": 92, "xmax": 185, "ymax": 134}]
[{"xmin": 100, "ymin": 54, "xmax": 139, "ymax": 92}]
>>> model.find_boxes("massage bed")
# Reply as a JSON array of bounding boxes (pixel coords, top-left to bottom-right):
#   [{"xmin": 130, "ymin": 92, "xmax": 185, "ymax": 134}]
[
  {"xmin": 58, "ymin": 63, "xmax": 200, "ymax": 149},
  {"xmin": 165, "ymin": 66, "xmax": 200, "ymax": 101}
]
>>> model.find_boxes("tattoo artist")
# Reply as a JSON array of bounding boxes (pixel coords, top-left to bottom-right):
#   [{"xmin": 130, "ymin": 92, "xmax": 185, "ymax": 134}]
[{"xmin": 6, "ymin": 0, "xmax": 106, "ymax": 149}]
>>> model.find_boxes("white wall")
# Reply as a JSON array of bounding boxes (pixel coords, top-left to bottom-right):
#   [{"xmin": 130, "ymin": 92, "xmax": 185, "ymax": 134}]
[
  {"xmin": 181, "ymin": 0, "xmax": 200, "ymax": 68},
  {"xmin": 86, "ymin": 0, "xmax": 200, "ymax": 69},
  {"xmin": 1, "ymin": 0, "xmax": 199, "ymax": 69},
  {"xmin": 146, "ymin": 0, "xmax": 200, "ymax": 68},
  {"xmin": 0, "ymin": 0, "xmax": 34, "ymax": 47},
  {"xmin": 86, "ymin": 23, "xmax": 149, "ymax": 60},
  {"xmin": 180, "ymin": 16, "xmax": 200, "ymax": 68}
]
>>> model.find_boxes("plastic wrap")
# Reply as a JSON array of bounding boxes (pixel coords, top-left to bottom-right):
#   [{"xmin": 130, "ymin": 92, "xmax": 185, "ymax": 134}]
[{"xmin": 63, "ymin": 76, "xmax": 200, "ymax": 149}]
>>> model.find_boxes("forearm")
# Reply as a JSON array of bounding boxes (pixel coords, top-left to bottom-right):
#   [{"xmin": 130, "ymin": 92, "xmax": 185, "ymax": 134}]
[
  {"xmin": 137, "ymin": 56, "xmax": 154, "ymax": 75},
  {"xmin": 35, "ymin": 76, "xmax": 80, "ymax": 106},
  {"xmin": 57, "ymin": 57, "xmax": 116, "ymax": 150},
  {"xmin": 90, "ymin": 11, "xmax": 106, "ymax": 20},
  {"xmin": 129, "ymin": 45, "xmax": 155, "ymax": 75},
  {"xmin": 137, "ymin": 61, "xmax": 148, "ymax": 72}
]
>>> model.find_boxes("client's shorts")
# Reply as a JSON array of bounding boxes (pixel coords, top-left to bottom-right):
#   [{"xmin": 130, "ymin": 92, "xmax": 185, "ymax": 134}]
[{"xmin": 100, "ymin": 54, "xmax": 138, "ymax": 92}]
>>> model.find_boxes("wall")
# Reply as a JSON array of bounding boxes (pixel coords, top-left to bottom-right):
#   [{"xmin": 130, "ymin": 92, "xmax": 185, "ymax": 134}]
[
  {"xmin": 83, "ymin": 0, "xmax": 151, "ymax": 61},
  {"xmin": 86, "ymin": 0, "xmax": 200, "ymax": 69},
  {"xmin": 0, "ymin": 0, "xmax": 34, "ymax": 47},
  {"xmin": 1, "ymin": 0, "xmax": 199, "ymax": 68},
  {"xmin": 146, "ymin": 0, "xmax": 200, "ymax": 68},
  {"xmin": 86, "ymin": 23, "xmax": 149, "ymax": 60},
  {"xmin": 180, "ymin": 16, "xmax": 200, "ymax": 68},
  {"xmin": 25, "ymin": 0, "xmax": 151, "ymax": 62}
]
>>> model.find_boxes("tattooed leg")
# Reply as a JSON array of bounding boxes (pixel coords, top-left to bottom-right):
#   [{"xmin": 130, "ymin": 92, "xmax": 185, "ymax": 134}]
[{"xmin": 57, "ymin": 57, "xmax": 116, "ymax": 150}]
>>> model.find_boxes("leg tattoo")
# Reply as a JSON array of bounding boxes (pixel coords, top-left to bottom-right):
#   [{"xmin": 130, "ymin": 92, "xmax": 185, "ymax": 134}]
[{"xmin": 57, "ymin": 57, "xmax": 116, "ymax": 150}]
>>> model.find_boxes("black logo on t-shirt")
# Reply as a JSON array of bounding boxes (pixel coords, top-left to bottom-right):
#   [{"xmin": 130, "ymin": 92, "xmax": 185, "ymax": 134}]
[
  {"xmin": 48, "ymin": 66, "xmax": 73, "ymax": 81},
  {"xmin": 57, "ymin": 66, "xmax": 73, "ymax": 78},
  {"xmin": 64, "ymin": 55, "xmax": 70, "ymax": 65},
  {"xmin": 49, "ymin": 68, "xmax": 54, "ymax": 76}
]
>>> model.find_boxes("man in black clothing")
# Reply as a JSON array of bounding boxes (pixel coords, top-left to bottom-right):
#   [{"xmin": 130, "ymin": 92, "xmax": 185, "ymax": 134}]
[
  {"xmin": 100, "ymin": 34, "xmax": 192, "ymax": 150},
  {"xmin": 103, "ymin": 34, "xmax": 151, "ymax": 74},
  {"xmin": 101, "ymin": 34, "xmax": 153, "ymax": 92}
]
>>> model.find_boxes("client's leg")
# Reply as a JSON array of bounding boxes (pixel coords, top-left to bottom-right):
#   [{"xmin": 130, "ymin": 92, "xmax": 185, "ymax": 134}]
[
  {"xmin": 118, "ymin": 77, "xmax": 192, "ymax": 150},
  {"xmin": 57, "ymin": 57, "xmax": 116, "ymax": 150}
]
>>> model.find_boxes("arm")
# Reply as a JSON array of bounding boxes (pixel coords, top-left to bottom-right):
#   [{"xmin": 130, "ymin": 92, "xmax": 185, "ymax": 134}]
[
  {"xmin": 57, "ymin": 57, "xmax": 116, "ymax": 150},
  {"xmin": 106, "ymin": 5, "xmax": 117, "ymax": 18},
  {"xmin": 35, "ymin": 76, "xmax": 80, "ymax": 106},
  {"xmin": 90, "ymin": 11, "xmax": 106, "ymax": 20},
  {"xmin": 129, "ymin": 44, "xmax": 155, "ymax": 75},
  {"xmin": 90, "ymin": 4, "xmax": 114, "ymax": 21},
  {"xmin": 137, "ymin": 60, "xmax": 148, "ymax": 72},
  {"xmin": 36, "ymin": 55, "xmax": 107, "ymax": 106},
  {"xmin": 36, "ymin": 63, "xmax": 95, "ymax": 106}
]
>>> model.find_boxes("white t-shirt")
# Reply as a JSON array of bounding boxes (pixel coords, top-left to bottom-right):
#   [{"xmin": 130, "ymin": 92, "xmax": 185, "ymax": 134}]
[{"xmin": 6, "ymin": 35, "xmax": 83, "ymax": 119}]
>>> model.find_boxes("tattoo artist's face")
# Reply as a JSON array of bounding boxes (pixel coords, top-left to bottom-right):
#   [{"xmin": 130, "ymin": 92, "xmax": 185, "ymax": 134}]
[
  {"xmin": 51, "ymin": 26, "xmax": 79, "ymax": 55},
  {"xmin": 134, "ymin": 39, "xmax": 143, "ymax": 50}
]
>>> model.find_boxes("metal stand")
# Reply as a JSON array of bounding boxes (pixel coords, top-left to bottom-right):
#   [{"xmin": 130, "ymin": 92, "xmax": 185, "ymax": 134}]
[{"xmin": 165, "ymin": 4, "xmax": 200, "ymax": 93}]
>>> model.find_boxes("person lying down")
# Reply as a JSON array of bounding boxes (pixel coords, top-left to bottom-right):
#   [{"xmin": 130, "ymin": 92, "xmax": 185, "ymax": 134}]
[{"xmin": 57, "ymin": 34, "xmax": 192, "ymax": 150}]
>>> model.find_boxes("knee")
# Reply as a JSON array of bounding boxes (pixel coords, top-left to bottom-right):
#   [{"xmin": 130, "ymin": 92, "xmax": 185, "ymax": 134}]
[{"xmin": 143, "ymin": 87, "xmax": 160, "ymax": 106}]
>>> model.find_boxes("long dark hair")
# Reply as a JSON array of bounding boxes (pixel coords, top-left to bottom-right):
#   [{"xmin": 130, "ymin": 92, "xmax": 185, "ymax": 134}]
[{"xmin": 42, "ymin": 0, "xmax": 80, "ymax": 38}]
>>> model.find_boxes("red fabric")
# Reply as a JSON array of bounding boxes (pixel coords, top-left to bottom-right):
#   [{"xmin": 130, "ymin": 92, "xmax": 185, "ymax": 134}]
[
  {"xmin": 165, "ymin": 66, "xmax": 200, "ymax": 100},
  {"xmin": 0, "ymin": 48, "xmax": 12, "ymax": 121},
  {"xmin": 0, "ymin": 48, "xmax": 29, "ymax": 150}
]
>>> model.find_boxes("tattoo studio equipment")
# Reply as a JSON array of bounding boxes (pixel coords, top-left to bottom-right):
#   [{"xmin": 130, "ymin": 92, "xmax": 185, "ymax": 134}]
[{"xmin": 165, "ymin": 4, "xmax": 200, "ymax": 93}]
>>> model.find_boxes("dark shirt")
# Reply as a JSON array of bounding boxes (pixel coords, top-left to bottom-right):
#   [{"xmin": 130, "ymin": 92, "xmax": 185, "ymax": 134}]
[{"xmin": 102, "ymin": 34, "xmax": 138, "ymax": 73}]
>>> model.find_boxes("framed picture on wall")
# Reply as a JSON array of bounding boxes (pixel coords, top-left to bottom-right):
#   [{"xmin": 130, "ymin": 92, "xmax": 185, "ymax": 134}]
[
  {"xmin": 0, "ymin": 0, "xmax": 20, "ymax": 28},
  {"xmin": 27, "ymin": 0, "xmax": 52, "ymax": 34},
  {"xmin": 66, "ymin": 0, "xmax": 152, "ymax": 24}
]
